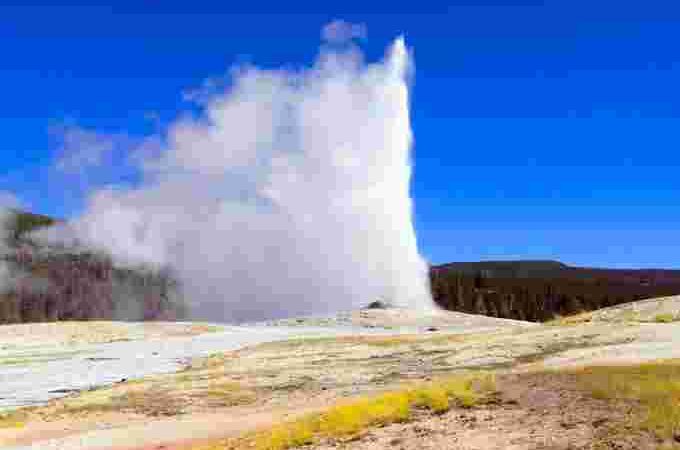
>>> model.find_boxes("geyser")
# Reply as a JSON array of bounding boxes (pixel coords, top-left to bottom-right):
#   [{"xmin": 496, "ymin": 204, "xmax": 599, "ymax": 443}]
[{"xmin": 44, "ymin": 25, "xmax": 433, "ymax": 322}]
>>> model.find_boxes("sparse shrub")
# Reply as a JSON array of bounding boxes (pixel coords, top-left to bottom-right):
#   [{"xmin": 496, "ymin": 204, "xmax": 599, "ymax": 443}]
[
  {"xmin": 318, "ymin": 391, "xmax": 411, "ymax": 438},
  {"xmin": 654, "ymin": 313, "xmax": 675, "ymax": 323},
  {"xmin": 116, "ymin": 387, "xmax": 184, "ymax": 416},
  {"xmin": 205, "ymin": 380, "xmax": 257, "ymax": 406},
  {"xmin": 409, "ymin": 385, "xmax": 449, "ymax": 413},
  {"xmin": 57, "ymin": 385, "xmax": 185, "ymax": 417},
  {"xmin": 261, "ymin": 418, "xmax": 318, "ymax": 450},
  {"xmin": 621, "ymin": 309, "xmax": 642, "ymax": 323}
]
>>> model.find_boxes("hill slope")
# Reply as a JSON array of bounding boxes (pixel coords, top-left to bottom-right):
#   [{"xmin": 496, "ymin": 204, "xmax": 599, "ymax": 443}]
[{"xmin": 431, "ymin": 260, "xmax": 680, "ymax": 321}]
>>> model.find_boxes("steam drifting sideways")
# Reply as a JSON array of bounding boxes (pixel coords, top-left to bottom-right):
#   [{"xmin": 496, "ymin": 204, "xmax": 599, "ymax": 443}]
[{"xmin": 42, "ymin": 25, "xmax": 434, "ymax": 322}]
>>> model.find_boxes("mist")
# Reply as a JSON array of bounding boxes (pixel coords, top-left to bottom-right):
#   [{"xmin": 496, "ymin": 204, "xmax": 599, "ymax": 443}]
[
  {"xmin": 41, "ymin": 23, "xmax": 433, "ymax": 322},
  {"xmin": 0, "ymin": 194, "xmax": 23, "ymax": 294},
  {"xmin": 0, "ymin": 208, "xmax": 15, "ymax": 293}
]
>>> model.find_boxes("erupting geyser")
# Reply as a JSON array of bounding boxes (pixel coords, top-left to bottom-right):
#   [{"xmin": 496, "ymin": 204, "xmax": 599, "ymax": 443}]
[{"xmin": 42, "ymin": 24, "xmax": 434, "ymax": 322}]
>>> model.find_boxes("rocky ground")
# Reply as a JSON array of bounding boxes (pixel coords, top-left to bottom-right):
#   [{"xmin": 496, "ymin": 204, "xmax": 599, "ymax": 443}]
[{"xmin": 1, "ymin": 298, "xmax": 680, "ymax": 450}]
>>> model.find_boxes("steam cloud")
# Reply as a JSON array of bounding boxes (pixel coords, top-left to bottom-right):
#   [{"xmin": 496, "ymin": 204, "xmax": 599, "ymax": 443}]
[
  {"xmin": 0, "ymin": 194, "xmax": 24, "ymax": 293},
  {"xmin": 41, "ymin": 27, "xmax": 433, "ymax": 322}
]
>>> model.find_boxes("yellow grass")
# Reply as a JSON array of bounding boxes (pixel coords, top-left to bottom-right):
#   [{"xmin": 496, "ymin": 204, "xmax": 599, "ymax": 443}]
[
  {"xmin": 196, "ymin": 352, "xmax": 229, "ymax": 369},
  {"xmin": 48, "ymin": 374, "xmax": 255, "ymax": 418},
  {"xmin": 53, "ymin": 385, "xmax": 185, "ymax": 417},
  {"xmin": 332, "ymin": 334, "xmax": 473, "ymax": 348},
  {"xmin": 116, "ymin": 387, "xmax": 185, "ymax": 416},
  {"xmin": 620, "ymin": 309, "xmax": 642, "ymax": 323},
  {"xmin": 253, "ymin": 333, "xmax": 475, "ymax": 352},
  {"xmin": 0, "ymin": 411, "xmax": 25, "ymax": 429},
  {"xmin": 545, "ymin": 312, "xmax": 593, "ymax": 326},
  {"xmin": 571, "ymin": 360, "xmax": 680, "ymax": 441},
  {"xmin": 205, "ymin": 380, "xmax": 257, "ymax": 406},
  {"xmin": 197, "ymin": 372, "xmax": 495, "ymax": 450},
  {"xmin": 189, "ymin": 324, "xmax": 224, "ymax": 334},
  {"xmin": 654, "ymin": 313, "xmax": 676, "ymax": 323}
]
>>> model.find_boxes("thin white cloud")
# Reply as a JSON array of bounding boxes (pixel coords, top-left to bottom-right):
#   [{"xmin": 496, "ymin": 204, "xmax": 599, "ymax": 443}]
[
  {"xmin": 51, "ymin": 124, "xmax": 119, "ymax": 174},
  {"xmin": 181, "ymin": 75, "xmax": 230, "ymax": 106},
  {"xmin": 321, "ymin": 20, "xmax": 367, "ymax": 43}
]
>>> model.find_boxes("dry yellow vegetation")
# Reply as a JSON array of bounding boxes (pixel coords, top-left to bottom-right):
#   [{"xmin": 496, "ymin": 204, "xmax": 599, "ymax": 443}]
[
  {"xmin": 194, "ymin": 372, "xmax": 496, "ymax": 450},
  {"xmin": 570, "ymin": 360, "xmax": 680, "ymax": 444},
  {"xmin": 0, "ymin": 411, "xmax": 25, "ymax": 429},
  {"xmin": 653, "ymin": 313, "xmax": 676, "ymax": 323}
]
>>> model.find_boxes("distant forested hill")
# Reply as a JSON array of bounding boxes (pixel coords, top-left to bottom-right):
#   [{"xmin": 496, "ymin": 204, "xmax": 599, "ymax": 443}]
[{"xmin": 430, "ymin": 260, "xmax": 680, "ymax": 322}]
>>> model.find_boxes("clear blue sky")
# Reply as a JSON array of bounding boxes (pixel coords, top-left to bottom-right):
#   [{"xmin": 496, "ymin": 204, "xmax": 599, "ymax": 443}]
[{"xmin": 2, "ymin": 0, "xmax": 680, "ymax": 268}]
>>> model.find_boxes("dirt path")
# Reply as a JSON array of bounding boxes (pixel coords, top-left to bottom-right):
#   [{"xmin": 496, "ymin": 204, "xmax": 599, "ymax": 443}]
[
  {"xmin": 1, "ymin": 378, "xmax": 354, "ymax": 450},
  {"xmin": 3, "ymin": 404, "xmax": 323, "ymax": 450}
]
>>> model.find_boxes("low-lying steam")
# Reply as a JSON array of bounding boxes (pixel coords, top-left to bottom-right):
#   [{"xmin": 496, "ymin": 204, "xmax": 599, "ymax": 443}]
[
  {"xmin": 41, "ymin": 24, "xmax": 433, "ymax": 322},
  {"xmin": 0, "ymin": 194, "xmax": 24, "ymax": 294}
]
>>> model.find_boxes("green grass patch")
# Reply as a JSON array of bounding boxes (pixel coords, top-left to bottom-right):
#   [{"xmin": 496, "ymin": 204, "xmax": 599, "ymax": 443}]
[
  {"xmin": 653, "ymin": 313, "xmax": 676, "ymax": 323},
  {"xmin": 571, "ymin": 360, "xmax": 680, "ymax": 442}
]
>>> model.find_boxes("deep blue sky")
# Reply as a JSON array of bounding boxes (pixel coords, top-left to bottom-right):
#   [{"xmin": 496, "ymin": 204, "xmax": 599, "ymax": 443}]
[{"xmin": 2, "ymin": 0, "xmax": 680, "ymax": 268}]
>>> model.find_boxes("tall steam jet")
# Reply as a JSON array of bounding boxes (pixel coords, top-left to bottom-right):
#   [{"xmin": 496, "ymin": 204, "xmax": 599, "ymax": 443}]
[{"xmin": 44, "ymin": 25, "xmax": 433, "ymax": 322}]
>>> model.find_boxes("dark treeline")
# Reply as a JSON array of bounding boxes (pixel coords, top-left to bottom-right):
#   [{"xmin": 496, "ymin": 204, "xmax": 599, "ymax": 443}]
[
  {"xmin": 0, "ymin": 249, "xmax": 185, "ymax": 324},
  {"xmin": 430, "ymin": 260, "xmax": 680, "ymax": 322},
  {"xmin": 0, "ymin": 211, "xmax": 186, "ymax": 324}
]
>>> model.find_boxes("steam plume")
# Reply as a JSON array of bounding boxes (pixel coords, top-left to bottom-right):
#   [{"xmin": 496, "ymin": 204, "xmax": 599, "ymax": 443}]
[{"xmin": 42, "ymin": 28, "xmax": 433, "ymax": 322}]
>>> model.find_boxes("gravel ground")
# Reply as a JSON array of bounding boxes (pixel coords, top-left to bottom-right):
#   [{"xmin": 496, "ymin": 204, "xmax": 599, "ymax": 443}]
[
  {"xmin": 0, "ymin": 308, "xmax": 531, "ymax": 411},
  {"xmin": 0, "ymin": 324, "xmax": 369, "ymax": 410}
]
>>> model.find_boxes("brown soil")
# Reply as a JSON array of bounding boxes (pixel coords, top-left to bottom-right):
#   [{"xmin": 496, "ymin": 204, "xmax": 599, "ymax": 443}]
[
  {"xmin": 102, "ymin": 371, "xmax": 661, "ymax": 450},
  {"xmin": 308, "ymin": 372, "xmax": 660, "ymax": 450},
  {"xmin": 0, "ymin": 381, "xmax": 344, "ymax": 450},
  {"xmin": 0, "ymin": 364, "xmax": 663, "ymax": 450}
]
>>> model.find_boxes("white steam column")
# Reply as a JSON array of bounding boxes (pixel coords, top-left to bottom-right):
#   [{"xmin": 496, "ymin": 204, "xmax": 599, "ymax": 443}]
[{"xmin": 45, "ymin": 30, "xmax": 435, "ymax": 321}]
